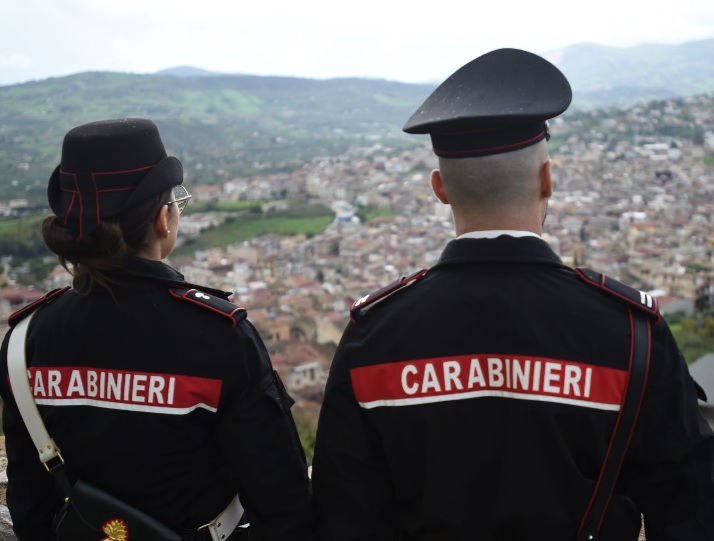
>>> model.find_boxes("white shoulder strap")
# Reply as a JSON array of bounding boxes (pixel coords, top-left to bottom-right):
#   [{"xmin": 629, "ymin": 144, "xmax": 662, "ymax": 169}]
[
  {"xmin": 7, "ymin": 306, "xmax": 243, "ymax": 541},
  {"xmin": 7, "ymin": 310, "xmax": 64, "ymax": 467},
  {"xmin": 7, "ymin": 308, "xmax": 244, "ymax": 535}
]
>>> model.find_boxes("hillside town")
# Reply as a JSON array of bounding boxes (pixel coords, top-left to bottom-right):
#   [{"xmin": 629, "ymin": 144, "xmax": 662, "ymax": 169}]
[{"xmin": 1, "ymin": 95, "xmax": 714, "ymax": 426}]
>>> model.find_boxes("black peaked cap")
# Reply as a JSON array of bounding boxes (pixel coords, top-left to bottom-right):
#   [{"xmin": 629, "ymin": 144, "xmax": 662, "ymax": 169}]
[{"xmin": 403, "ymin": 48, "xmax": 572, "ymax": 157}]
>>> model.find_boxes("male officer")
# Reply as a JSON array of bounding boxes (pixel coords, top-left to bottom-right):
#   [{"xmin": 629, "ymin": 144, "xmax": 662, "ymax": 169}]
[{"xmin": 312, "ymin": 49, "xmax": 714, "ymax": 540}]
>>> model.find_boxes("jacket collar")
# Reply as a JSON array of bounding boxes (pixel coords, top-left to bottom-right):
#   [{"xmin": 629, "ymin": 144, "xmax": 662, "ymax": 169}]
[
  {"xmin": 435, "ymin": 235, "xmax": 565, "ymax": 269},
  {"xmin": 122, "ymin": 257, "xmax": 185, "ymax": 281},
  {"xmin": 106, "ymin": 257, "xmax": 232, "ymax": 299}
]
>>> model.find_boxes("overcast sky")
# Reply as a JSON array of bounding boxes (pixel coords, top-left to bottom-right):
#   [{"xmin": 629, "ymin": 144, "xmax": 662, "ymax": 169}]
[{"xmin": 1, "ymin": 0, "xmax": 713, "ymax": 87}]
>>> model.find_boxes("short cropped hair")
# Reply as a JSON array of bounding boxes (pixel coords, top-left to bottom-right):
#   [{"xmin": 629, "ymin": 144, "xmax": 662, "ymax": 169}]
[{"xmin": 438, "ymin": 140, "xmax": 549, "ymax": 211}]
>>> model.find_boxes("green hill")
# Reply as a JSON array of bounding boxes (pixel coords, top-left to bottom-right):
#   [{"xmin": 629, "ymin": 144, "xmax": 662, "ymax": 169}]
[
  {"xmin": 2, "ymin": 38, "xmax": 714, "ymax": 203},
  {"xmin": 0, "ymin": 72, "xmax": 430, "ymax": 201}
]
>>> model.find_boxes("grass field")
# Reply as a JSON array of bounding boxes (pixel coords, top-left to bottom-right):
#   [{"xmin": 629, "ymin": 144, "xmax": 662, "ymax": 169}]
[
  {"xmin": 173, "ymin": 214, "xmax": 334, "ymax": 257},
  {"xmin": 0, "ymin": 214, "xmax": 45, "ymax": 236}
]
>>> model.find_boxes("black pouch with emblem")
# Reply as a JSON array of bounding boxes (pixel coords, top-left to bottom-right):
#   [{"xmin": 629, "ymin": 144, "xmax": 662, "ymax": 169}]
[{"xmin": 53, "ymin": 480, "xmax": 181, "ymax": 541}]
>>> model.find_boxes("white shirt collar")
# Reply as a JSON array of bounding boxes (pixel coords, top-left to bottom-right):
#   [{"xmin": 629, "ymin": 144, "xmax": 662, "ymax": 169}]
[{"xmin": 456, "ymin": 230, "xmax": 542, "ymax": 240}]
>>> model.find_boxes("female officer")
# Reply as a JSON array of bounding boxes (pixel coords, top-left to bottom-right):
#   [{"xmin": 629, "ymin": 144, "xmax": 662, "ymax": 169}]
[{"xmin": 0, "ymin": 118, "xmax": 319, "ymax": 540}]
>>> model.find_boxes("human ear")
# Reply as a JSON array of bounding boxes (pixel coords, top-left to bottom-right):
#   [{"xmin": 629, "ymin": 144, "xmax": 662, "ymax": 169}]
[
  {"xmin": 155, "ymin": 204, "xmax": 171, "ymax": 239},
  {"xmin": 540, "ymin": 159, "xmax": 553, "ymax": 198},
  {"xmin": 431, "ymin": 169, "xmax": 450, "ymax": 204}
]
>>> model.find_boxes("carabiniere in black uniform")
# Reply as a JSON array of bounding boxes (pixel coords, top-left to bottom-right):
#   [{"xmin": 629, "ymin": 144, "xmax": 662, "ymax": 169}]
[
  {"xmin": 312, "ymin": 235, "xmax": 714, "ymax": 540},
  {"xmin": 0, "ymin": 258, "xmax": 316, "ymax": 540}
]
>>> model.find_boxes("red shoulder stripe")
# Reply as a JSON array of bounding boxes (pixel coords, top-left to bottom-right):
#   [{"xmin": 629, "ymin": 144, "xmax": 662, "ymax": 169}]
[
  {"xmin": 169, "ymin": 288, "xmax": 246, "ymax": 328},
  {"xmin": 350, "ymin": 269, "xmax": 428, "ymax": 323},
  {"xmin": 575, "ymin": 268, "xmax": 661, "ymax": 323},
  {"xmin": 8, "ymin": 287, "xmax": 71, "ymax": 328}
]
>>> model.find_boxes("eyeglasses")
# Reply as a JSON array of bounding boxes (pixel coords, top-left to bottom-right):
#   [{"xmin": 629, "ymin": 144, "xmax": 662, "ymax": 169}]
[{"xmin": 165, "ymin": 185, "xmax": 192, "ymax": 214}]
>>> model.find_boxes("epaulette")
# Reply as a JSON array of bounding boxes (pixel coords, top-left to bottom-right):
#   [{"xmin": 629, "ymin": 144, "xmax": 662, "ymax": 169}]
[
  {"xmin": 350, "ymin": 269, "xmax": 428, "ymax": 323},
  {"xmin": 8, "ymin": 286, "xmax": 71, "ymax": 328},
  {"xmin": 169, "ymin": 287, "xmax": 247, "ymax": 328},
  {"xmin": 575, "ymin": 267, "xmax": 661, "ymax": 323}
]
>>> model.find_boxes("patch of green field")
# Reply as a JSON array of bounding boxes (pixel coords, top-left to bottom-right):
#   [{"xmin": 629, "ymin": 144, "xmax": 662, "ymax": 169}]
[
  {"xmin": 0, "ymin": 214, "xmax": 45, "ymax": 236},
  {"xmin": 174, "ymin": 214, "xmax": 333, "ymax": 256}
]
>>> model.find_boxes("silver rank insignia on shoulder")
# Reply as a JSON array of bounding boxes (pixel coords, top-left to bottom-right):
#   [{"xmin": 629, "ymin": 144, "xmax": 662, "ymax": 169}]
[
  {"xmin": 169, "ymin": 287, "xmax": 247, "ymax": 327},
  {"xmin": 575, "ymin": 267, "xmax": 661, "ymax": 322},
  {"xmin": 350, "ymin": 268, "xmax": 428, "ymax": 323}
]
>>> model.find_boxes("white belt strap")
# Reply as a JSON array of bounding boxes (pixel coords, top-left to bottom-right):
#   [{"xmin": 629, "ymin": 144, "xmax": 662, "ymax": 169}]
[
  {"xmin": 200, "ymin": 491, "xmax": 245, "ymax": 540},
  {"xmin": 7, "ymin": 310, "xmax": 64, "ymax": 467},
  {"xmin": 7, "ymin": 308, "xmax": 244, "ymax": 538}
]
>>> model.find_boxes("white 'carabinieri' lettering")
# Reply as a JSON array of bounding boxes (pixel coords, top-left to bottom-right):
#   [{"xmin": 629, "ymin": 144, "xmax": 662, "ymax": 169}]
[{"xmin": 400, "ymin": 357, "xmax": 593, "ymax": 399}]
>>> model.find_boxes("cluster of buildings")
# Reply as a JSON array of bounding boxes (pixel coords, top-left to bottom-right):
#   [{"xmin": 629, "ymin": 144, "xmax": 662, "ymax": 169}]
[{"xmin": 1, "ymin": 95, "xmax": 714, "ymax": 421}]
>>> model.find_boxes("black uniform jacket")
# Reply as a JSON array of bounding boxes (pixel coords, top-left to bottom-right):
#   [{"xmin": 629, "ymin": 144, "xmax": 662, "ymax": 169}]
[
  {"xmin": 0, "ymin": 258, "xmax": 319, "ymax": 541},
  {"xmin": 312, "ymin": 235, "xmax": 714, "ymax": 541}
]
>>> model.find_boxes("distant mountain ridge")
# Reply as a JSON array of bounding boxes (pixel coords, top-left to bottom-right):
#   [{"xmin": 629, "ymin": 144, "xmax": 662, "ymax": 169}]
[
  {"xmin": 543, "ymin": 38, "xmax": 714, "ymax": 109},
  {"xmin": 156, "ymin": 38, "xmax": 714, "ymax": 110},
  {"xmin": 156, "ymin": 66, "xmax": 235, "ymax": 78},
  {"xmin": 0, "ymin": 72, "xmax": 431, "ymax": 200},
  {"xmin": 1, "ymin": 39, "xmax": 712, "ymax": 201}
]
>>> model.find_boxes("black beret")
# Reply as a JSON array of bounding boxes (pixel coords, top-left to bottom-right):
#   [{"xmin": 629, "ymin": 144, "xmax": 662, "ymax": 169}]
[
  {"xmin": 48, "ymin": 118, "xmax": 183, "ymax": 240},
  {"xmin": 403, "ymin": 48, "xmax": 572, "ymax": 157}
]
